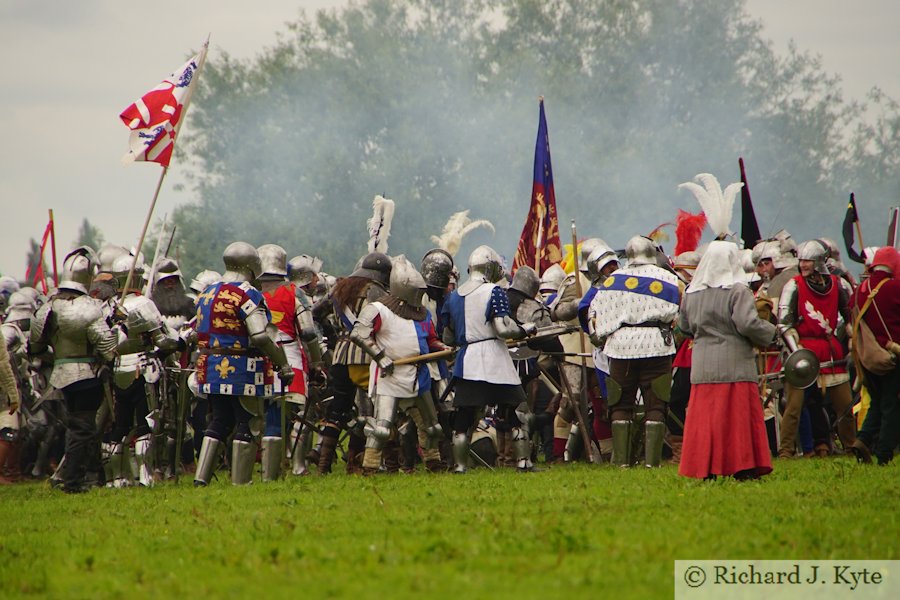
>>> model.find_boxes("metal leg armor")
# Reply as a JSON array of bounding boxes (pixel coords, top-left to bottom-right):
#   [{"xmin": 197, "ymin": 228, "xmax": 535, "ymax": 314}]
[
  {"xmin": 644, "ymin": 421, "xmax": 666, "ymax": 468},
  {"xmin": 261, "ymin": 436, "xmax": 283, "ymax": 482},
  {"xmin": 163, "ymin": 436, "xmax": 177, "ymax": 480},
  {"xmin": 451, "ymin": 432, "xmax": 470, "ymax": 474},
  {"xmin": 564, "ymin": 423, "xmax": 582, "ymax": 462},
  {"xmin": 231, "ymin": 439, "xmax": 257, "ymax": 485},
  {"xmin": 611, "ymin": 420, "xmax": 633, "ymax": 468},
  {"xmin": 512, "ymin": 426, "xmax": 535, "ymax": 472},
  {"xmin": 194, "ymin": 436, "xmax": 221, "ymax": 487},
  {"xmin": 134, "ymin": 434, "xmax": 154, "ymax": 487},
  {"xmin": 412, "ymin": 394, "xmax": 443, "ymax": 448},
  {"xmin": 105, "ymin": 442, "xmax": 131, "ymax": 488},
  {"xmin": 290, "ymin": 422, "xmax": 311, "ymax": 476},
  {"xmin": 365, "ymin": 395, "xmax": 399, "ymax": 452}
]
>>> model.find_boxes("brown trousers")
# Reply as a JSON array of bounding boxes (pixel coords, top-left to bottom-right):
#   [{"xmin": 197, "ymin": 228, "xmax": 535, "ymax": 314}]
[
  {"xmin": 608, "ymin": 356, "xmax": 672, "ymax": 422},
  {"xmin": 779, "ymin": 381, "xmax": 856, "ymax": 457}
]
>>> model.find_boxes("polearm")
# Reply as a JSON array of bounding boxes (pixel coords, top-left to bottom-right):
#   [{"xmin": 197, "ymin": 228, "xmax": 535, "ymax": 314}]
[
  {"xmin": 533, "ymin": 95, "xmax": 545, "ymax": 273},
  {"xmin": 164, "ymin": 225, "xmax": 177, "ymax": 257},
  {"xmin": 852, "ymin": 193, "xmax": 865, "ymax": 251},
  {"xmin": 144, "ymin": 213, "xmax": 168, "ymax": 299},
  {"xmin": 48, "ymin": 209, "xmax": 58, "ymax": 286},
  {"xmin": 570, "ymin": 219, "xmax": 602, "ymax": 464},
  {"xmin": 391, "ymin": 324, "xmax": 581, "ymax": 366},
  {"xmin": 119, "ymin": 38, "xmax": 210, "ymax": 302}
]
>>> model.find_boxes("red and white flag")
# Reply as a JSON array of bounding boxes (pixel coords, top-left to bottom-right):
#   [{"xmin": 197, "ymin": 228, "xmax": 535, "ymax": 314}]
[{"xmin": 120, "ymin": 42, "xmax": 207, "ymax": 167}]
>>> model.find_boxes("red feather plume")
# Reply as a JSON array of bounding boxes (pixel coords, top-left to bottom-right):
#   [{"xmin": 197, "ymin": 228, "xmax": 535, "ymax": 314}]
[{"xmin": 674, "ymin": 209, "xmax": 706, "ymax": 256}]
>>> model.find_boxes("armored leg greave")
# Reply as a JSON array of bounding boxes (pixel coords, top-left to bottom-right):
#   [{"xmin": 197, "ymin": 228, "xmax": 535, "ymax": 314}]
[
  {"xmin": 194, "ymin": 436, "xmax": 221, "ymax": 487},
  {"xmin": 290, "ymin": 422, "xmax": 311, "ymax": 476},
  {"xmin": 134, "ymin": 434, "xmax": 154, "ymax": 487},
  {"xmin": 564, "ymin": 423, "xmax": 581, "ymax": 462},
  {"xmin": 105, "ymin": 442, "xmax": 131, "ymax": 488},
  {"xmin": 231, "ymin": 439, "xmax": 257, "ymax": 485},
  {"xmin": 644, "ymin": 421, "xmax": 665, "ymax": 468},
  {"xmin": 512, "ymin": 426, "xmax": 534, "ymax": 471},
  {"xmin": 451, "ymin": 432, "xmax": 470, "ymax": 474},
  {"xmin": 611, "ymin": 420, "xmax": 632, "ymax": 468},
  {"xmin": 261, "ymin": 436, "xmax": 283, "ymax": 482}
]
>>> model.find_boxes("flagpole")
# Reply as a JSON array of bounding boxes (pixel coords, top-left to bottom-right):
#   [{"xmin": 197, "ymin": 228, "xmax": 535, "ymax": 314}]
[
  {"xmin": 534, "ymin": 204, "xmax": 544, "ymax": 272},
  {"xmin": 144, "ymin": 213, "xmax": 169, "ymax": 299},
  {"xmin": 119, "ymin": 37, "xmax": 210, "ymax": 302},
  {"xmin": 852, "ymin": 193, "xmax": 865, "ymax": 250},
  {"xmin": 120, "ymin": 168, "xmax": 168, "ymax": 301},
  {"xmin": 48, "ymin": 209, "xmax": 58, "ymax": 286}
]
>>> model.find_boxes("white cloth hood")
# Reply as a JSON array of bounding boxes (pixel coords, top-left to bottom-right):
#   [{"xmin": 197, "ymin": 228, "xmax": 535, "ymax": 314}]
[{"xmin": 686, "ymin": 241, "xmax": 746, "ymax": 294}]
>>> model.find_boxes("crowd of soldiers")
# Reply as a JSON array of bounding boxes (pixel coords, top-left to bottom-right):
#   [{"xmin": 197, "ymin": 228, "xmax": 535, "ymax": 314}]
[{"xmin": 0, "ymin": 226, "xmax": 897, "ymax": 493}]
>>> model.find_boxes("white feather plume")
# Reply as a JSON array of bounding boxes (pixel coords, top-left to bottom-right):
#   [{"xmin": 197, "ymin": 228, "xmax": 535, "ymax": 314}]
[
  {"xmin": 430, "ymin": 210, "xmax": 496, "ymax": 257},
  {"xmin": 677, "ymin": 173, "xmax": 743, "ymax": 239},
  {"xmin": 367, "ymin": 195, "xmax": 395, "ymax": 254}
]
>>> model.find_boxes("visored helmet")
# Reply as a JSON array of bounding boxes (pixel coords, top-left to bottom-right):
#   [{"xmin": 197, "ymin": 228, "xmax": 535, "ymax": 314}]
[
  {"xmin": 190, "ymin": 270, "xmax": 222, "ymax": 295},
  {"xmin": 350, "ymin": 252, "xmax": 392, "ymax": 286},
  {"xmin": 421, "ymin": 248, "xmax": 454, "ymax": 289},
  {"xmin": 222, "ymin": 242, "xmax": 262, "ymax": 282},
  {"xmin": 510, "ymin": 266, "xmax": 540, "ymax": 298},
  {"xmin": 111, "ymin": 253, "xmax": 146, "ymax": 291},
  {"xmin": 97, "ymin": 244, "xmax": 129, "ymax": 274},
  {"xmin": 539, "ymin": 264, "xmax": 566, "ymax": 294},
  {"xmin": 579, "ymin": 238, "xmax": 608, "ymax": 273},
  {"xmin": 751, "ymin": 240, "xmax": 781, "ymax": 266},
  {"xmin": 4, "ymin": 290, "xmax": 36, "ymax": 324},
  {"xmin": 585, "ymin": 245, "xmax": 618, "ymax": 282},
  {"xmin": 467, "ymin": 245, "xmax": 504, "ymax": 283},
  {"xmin": 288, "ymin": 255, "xmax": 322, "ymax": 287},
  {"xmin": 389, "ymin": 255, "xmax": 427, "ymax": 308},
  {"xmin": 257, "ymin": 244, "xmax": 288, "ymax": 280},
  {"xmin": 59, "ymin": 247, "xmax": 98, "ymax": 295},
  {"xmin": 153, "ymin": 257, "xmax": 183, "ymax": 286},
  {"xmin": 625, "ymin": 236, "xmax": 658, "ymax": 266}
]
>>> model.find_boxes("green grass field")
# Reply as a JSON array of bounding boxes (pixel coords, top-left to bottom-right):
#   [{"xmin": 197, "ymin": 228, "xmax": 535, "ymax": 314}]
[{"xmin": 1, "ymin": 458, "xmax": 897, "ymax": 599}]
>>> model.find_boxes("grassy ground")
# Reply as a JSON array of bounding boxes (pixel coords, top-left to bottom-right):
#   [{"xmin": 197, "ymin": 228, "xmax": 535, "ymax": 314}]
[{"xmin": 1, "ymin": 458, "xmax": 897, "ymax": 599}]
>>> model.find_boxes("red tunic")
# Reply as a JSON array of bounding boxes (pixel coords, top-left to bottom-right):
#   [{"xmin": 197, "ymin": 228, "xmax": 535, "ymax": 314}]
[
  {"xmin": 855, "ymin": 271, "xmax": 900, "ymax": 348},
  {"xmin": 264, "ymin": 283, "xmax": 308, "ymax": 395},
  {"xmin": 794, "ymin": 274, "xmax": 846, "ymax": 374}
]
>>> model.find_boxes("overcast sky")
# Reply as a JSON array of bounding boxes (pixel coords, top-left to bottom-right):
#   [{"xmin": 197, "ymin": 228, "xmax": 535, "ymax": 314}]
[{"xmin": 1, "ymin": 0, "xmax": 898, "ymax": 279}]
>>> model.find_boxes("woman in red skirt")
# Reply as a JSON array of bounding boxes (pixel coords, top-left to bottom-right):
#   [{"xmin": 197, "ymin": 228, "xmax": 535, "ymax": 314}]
[{"xmin": 677, "ymin": 241, "xmax": 777, "ymax": 480}]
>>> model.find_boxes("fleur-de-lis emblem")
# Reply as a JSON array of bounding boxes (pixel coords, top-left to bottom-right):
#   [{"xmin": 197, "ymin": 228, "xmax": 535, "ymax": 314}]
[{"xmin": 215, "ymin": 357, "xmax": 236, "ymax": 379}]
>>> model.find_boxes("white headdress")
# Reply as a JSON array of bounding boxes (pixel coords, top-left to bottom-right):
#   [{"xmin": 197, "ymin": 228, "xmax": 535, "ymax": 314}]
[
  {"xmin": 430, "ymin": 210, "xmax": 495, "ymax": 258},
  {"xmin": 677, "ymin": 173, "xmax": 743, "ymax": 240},
  {"xmin": 367, "ymin": 195, "xmax": 395, "ymax": 254},
  {"xmin": 686, "ymin": 241, "xmax": 746, "ymax": 293}
]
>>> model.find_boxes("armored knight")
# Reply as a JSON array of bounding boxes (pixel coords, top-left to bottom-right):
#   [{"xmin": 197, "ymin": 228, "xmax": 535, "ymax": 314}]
[
  {"xmin": 317, "ymin": 252, "xmax": 391, "ymax": 475},
  {"xmin": 505, "ymin": 266, "xmax": 556, "ymax": 465},
  {"xmin": 193, "ymin": 242, "xmax": 294, "ymax": 486},
  {"xmin": 29, "ymin": 248, "xmax": 117, "ymax": 493},
  {"xmin": 350, "ymin": 256, "xmax": 445, "ymax": 474},
  {"xmin": 0, "ymin": 276, "xmax": 20, "ymax": 314},
  {"xmin": 151, "ymin": 257, "xmax": 196, "ymax": 332},
  {"xmin": 188, "ymin": 269, "xmax": 222, "ymax": 302},
  {"xmin": 0, "ymin": 301, "xmax": 23, "ymax": 484},
  {"xmin": 777, "ymin": 239, "xmax": 856, "ymax": 458},
  {"xmin": 257, "ymin": 244, "xmax": 324, "ymax": 480},
  {"xmin": 548, "ymin": 238, "xmax": 609, "ymax": 462},
  {"xmin": 1, "ymin": 290, "xmax": 39, "ymax": 482},
  {"xmin": 440, "ymin": 245, "xmax": 537, "ymax": 473},
  {"xmin": 588, "ymin": 236, "xmax": 680, "ymax": 467},
  {"xmin": 105, "ymin": 254, "xmax": 180, "ymax": 487},
  {"xmin": 285, "ymin": 253, "xmax": 327, "ymax": 476}
]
